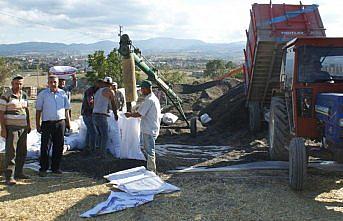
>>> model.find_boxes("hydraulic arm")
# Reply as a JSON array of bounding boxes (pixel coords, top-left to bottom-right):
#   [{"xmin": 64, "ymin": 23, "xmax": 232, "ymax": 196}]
[{"xmin": 118, "ymin": 34, "xmax": 190, "ymax": 128}]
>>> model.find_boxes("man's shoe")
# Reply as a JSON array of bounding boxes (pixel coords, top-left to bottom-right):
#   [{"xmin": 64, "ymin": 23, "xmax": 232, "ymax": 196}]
[
  {"xmin": 38, "ymin": 171, "xmax": 47, "ymax": 177},
  {"xmin": 52, "ymin": 169, "xmax": 63, "ymax": 174},
  {"xmin": 5, "ymin": 178, "xmax": 16, "ymax": 186},
  {"xmin": 14, "ymin": 173, "xmax": 30, "ymax": 179}
]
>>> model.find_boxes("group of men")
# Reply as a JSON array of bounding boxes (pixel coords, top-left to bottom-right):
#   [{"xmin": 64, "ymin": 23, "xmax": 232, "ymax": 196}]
[{"xmin": 1, "ymin": 74, "xmax": 161, "ymax": 185}]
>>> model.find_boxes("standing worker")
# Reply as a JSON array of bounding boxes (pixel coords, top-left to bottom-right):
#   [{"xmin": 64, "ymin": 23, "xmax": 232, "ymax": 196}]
[
  {"xmin": 112, "ymin": 82, "xmax": 125, "ymax": 111},
  {"xmin": 0, "ymin": 76, "xmax": 31, "ymax": 185},
  {"xmin": 92, "ymin": 77, "xmax": 118, "ymax": 157},
  {"xmin": 36, "ymin": 75, "xmax": 71, "ymax": 176},
  {"xmin": 125, "ymin": 80, "xmax": 161, "ymax": 172},
  {"xmin": 58, "ymin": 73, "xmax": 77, "ymax": 122},
  {"xmin": 81, "ymin": 80, "xmax": 101, "ymax": 154}
]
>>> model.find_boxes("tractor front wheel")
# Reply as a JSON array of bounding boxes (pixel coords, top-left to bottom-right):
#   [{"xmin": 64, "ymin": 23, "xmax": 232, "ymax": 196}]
[
  {"xmin": 289, "ymin": 137, "xmax": 307, "ymax": 191},
  {"xmin": 268, "ymin": 97, "xmax": 289, "ymax": 161}
]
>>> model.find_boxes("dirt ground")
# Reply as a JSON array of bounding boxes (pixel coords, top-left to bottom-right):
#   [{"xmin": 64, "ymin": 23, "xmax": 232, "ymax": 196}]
[{"xmin": 0, "ymin": 80, "xmax": 342, "ymax": 220}]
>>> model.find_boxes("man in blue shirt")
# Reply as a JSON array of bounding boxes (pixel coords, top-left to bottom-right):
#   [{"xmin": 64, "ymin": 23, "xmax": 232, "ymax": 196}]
[{"xmin": 36, "ymin": 75, "xmax": 71, "ymax": 176}]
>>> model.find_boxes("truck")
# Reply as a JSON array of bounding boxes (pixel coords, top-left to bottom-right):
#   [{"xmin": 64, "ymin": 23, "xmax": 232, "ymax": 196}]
[{"xmin": 243, "ymin": 3, "xmax": 343, "ymax": 190}]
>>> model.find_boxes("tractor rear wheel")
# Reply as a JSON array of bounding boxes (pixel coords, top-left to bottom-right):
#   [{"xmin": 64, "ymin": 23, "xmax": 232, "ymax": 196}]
[
  {"xmin": 289, "ymin": 137, "xmax": 307, "ymax": 191},
  {"xmin": 268, "ymin": 97, "xmax": 289, "ymax": 161},
  {"xmin": 249, "ymin": 101, "xmax": 261, "ymax": 133}
]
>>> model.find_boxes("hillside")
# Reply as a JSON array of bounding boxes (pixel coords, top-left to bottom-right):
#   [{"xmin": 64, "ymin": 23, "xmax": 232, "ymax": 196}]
[{"xmin": 0, "ymin": 38, "xmax": 245, "ymax": 60}]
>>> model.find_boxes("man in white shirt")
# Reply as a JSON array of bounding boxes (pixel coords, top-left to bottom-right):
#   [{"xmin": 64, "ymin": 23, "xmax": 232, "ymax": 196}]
[
  {"xmin": 125, "ymin": 80, "xmax": 161, "ymax": 172},
  {"xmin": 36, "ymin": 75, "xmax": 71, "ymax": 176}
]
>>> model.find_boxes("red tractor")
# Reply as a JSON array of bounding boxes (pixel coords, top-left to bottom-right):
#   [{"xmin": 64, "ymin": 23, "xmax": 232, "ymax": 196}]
[{"xmin": 244, "ymin": 3, "xmax": 343, "ymax": 190}]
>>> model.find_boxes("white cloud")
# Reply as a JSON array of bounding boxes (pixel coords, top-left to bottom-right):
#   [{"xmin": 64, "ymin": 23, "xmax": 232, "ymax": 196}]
[{"xmin": 0, "ymin": 0, "xmax": 342, "ymax": 44}]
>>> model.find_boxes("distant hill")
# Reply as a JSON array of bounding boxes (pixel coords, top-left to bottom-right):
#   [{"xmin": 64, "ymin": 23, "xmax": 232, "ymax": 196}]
[{"xmin": 0, "ymin": 38, "xmax": 245, "ymax": 60}]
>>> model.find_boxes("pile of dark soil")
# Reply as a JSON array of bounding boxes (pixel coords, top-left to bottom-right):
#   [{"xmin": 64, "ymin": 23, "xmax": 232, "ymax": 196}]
[
  {"xmin": 199, "ymin": 83, "xmax": 248, "ymax": 131},
  {"xmin": 61, "ymin": 151, "xmax": 146, "ymax": 179}
]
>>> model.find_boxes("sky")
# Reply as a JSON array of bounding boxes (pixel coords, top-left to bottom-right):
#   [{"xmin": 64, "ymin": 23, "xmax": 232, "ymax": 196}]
[{"xmin": 0, "ymin": 0, "xmax": 342, "ymax": 44}]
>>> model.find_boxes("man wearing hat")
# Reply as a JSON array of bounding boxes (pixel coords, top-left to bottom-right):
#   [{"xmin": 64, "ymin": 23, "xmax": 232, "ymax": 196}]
[
  {"xmin": 92, "ymin": 76, "xmax": 118, "ymax": 157},
  {"xmin": 0, "ymin": 75, "xmax": 31, "ymax": 185},
  {"xmin": 125, "ymin": 80, "xmax": 161, "ymax": 172}
]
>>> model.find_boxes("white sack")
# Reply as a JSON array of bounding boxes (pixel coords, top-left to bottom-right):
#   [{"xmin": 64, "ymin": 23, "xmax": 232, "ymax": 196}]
[
  {"xmin": 118, "ymin": 114, "xmax": 145, "ymax": 160},
  {"xmin": 49, "ymin": 66, "xmax": 77, "ymax": 78},
  {"xmin": 107, "ymin": 112, "xmax": 121, "ymax": 157},
  {"xmin": 162, "ymin": 113, "xmax": 178, "ymax": 125}
]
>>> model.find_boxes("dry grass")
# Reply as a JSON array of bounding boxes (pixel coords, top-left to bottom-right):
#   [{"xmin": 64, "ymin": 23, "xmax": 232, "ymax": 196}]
[{"xmin": 0, "ymin": 168, "xmax": 342, "ymax": 221}]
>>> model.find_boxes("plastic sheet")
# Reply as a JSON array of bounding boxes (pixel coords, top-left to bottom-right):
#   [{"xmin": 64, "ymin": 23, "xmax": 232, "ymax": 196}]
[
  {"xmin": 80, "ymin": 191, "xmax": 153, "ymax": 218},
  {"xmin": 104, "ymin": 166, "xmax": 180, "ymax": 195}
]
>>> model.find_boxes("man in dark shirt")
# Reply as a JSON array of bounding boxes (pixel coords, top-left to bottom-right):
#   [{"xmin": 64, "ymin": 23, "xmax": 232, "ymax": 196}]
[{"xmin": 81, "ymin": 80, "xmax": 101, "ymax": 154}]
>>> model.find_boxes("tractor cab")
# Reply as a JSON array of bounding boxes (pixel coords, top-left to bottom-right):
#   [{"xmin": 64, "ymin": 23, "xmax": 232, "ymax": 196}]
[
  {"xmin": 281, "ymin": 37, "xmax": 343, "ymax": 138},
  {"xmin": 277, "ymin": 37, "xmax": 343, "ymax": 189}
]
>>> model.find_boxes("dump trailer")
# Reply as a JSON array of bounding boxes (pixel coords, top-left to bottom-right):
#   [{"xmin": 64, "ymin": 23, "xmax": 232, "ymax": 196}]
[
  {"xmin": 244, "ymin": 3, "xmax": 343, "ymax": 190},
  {"xmin": 244, "ymin": 3, "xmax": 325, "ymax": 132}
]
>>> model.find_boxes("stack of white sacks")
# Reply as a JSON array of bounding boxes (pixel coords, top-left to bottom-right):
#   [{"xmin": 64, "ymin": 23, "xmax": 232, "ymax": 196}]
[{"xmin": 0, "ymin": 112, "xmax": 145, "ymax": 160}]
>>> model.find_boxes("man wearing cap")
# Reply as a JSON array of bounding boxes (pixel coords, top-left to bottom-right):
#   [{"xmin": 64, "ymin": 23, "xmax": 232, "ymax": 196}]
[
  {"xmin": 92, "ymin": 76, "xmax": 118, "ymax": 157},
  {"xmin": 36, "ymin": 75, "xmax": 71, "ymax": 176},
  {"xmin": 112, "ymin": 82, "xmax": 125, "ymax": 111},
  {"xmin": 0, "ymin": 75, "xmax": 31, "ymax": 185},
  {"xmin": 125, "ymin": 80, "xmax": 161, "ymax": 172}
]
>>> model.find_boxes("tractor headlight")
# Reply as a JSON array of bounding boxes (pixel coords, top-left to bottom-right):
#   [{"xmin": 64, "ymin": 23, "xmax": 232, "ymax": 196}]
[{"xmin": 339, "ymin": 118, "xmax": 343, "ymax": 127}]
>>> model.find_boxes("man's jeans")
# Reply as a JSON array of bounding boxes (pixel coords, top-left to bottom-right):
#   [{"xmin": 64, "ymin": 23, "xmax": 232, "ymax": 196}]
[
  {"xmin": 82, "ymin": 115, "xmax": 96, "ymax": 151},
  {"xmin": 142, "ymin": 133, "xmax": 157, "ymax": 172},
  {"xmin": 4, "ymin": 126, "xmax": 28, "ymax": 180},
  {"xmin": 92, "ymin": 114, "xmax": 109, "ymax": 154}
]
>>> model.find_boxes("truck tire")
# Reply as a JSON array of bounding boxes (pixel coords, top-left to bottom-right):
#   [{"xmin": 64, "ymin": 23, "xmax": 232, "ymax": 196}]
[
  {"xmin": 190, "ymin": 117, "xmax": 197, "ymax": 137},
  {"xmin": 249, "ymin": 101, "xmax": 261, "ymax": 133},
  {"xmin": 268, "ymin": 97, "xmax": 289, "ymax": 161},
  {"xmin": 289, "ymin": 137, "xmax": 307, "ymax": 191}
]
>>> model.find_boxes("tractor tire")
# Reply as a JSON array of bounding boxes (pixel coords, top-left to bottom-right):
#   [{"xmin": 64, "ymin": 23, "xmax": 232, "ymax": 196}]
[
  {"xmin": 289, "ymin": 137, "xmax": 307, "ymax": 191},
  {"xmin": 268, "ymin": 97, "xmax": 289, "ymax": 161},
  {"xmin": 249, "ymin": 101, "xmax": 261, "ymax": 133},
  {"xmin": 333, "ymin": 150, "xmax": 343, "ymax": 164},
  {"xmin": 190, "ymin": 117, "xmax": 197, "ymax": 137}
]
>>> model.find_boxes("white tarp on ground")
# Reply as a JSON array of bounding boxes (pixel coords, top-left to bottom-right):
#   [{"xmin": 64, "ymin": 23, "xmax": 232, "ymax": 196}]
[
  {"xmin": 80, "ymin": 192, "xmax": 154, "ymax": 218},
  {"xmin": 104, "ymin": 166, "xmax": 180, "ymax": 195},
  {"xmin": 169, "ymin": 160, "xmax": 343, "ymax": 173},
  {"xmin": 81, "ymin": 166, "xmax": 179, "ymax": 218}
]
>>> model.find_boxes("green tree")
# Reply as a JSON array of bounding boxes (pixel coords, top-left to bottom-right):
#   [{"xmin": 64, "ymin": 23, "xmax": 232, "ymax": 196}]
[
  {"xmin": 106, "ymin": 48, "xmax": 123, "ymax": 86},
  {"xmin": 159, "ymin": 70, "xmax": 185, "ymax": 84},
  {"xmin": 225, "ymin": 61, "xmax": 235, "ymax": 69},
  {"xmin": 86, "ymin": 49, "xmax": 125, "ymax": 86},
  {"xmin": 204, "ymin": 59, "xmax": 226, "ymax": 78},
  {"xmin": 86, "ymin": 50, "xmax": 107, "ymax": 83},
  {"xmin": 0, "ymin": 57, "xmax": 17, "ymax": 87}
]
